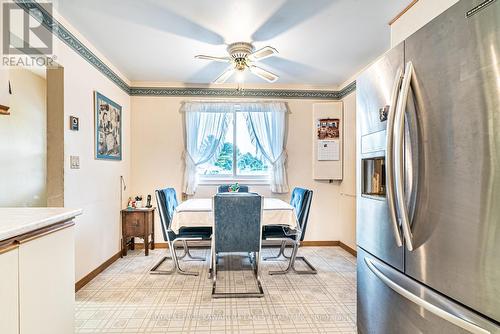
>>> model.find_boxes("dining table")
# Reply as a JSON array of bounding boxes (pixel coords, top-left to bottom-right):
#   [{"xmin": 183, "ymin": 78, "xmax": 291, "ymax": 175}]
[{"xmin": 170, "ymin": 197, "xmax": 298, "ymax": 233}]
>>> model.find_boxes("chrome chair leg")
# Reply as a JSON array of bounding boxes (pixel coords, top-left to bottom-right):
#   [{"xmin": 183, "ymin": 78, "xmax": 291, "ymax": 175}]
[
  {"xmin": 149, "ymin": 241, "xmax": 178, "ymax": 275},
  {"xmin": 172, "ymin": 240, "xmax": 199, "ymax": 276},
  {"xmin": 150, "ymin": 239, "xmax": 199, "ymax": 276},
  {"xmin": 269, "ymin": 243, "xmax": 317, "ymax": 275},
  {"xmin": 292, "ymin": 255, "xmax": 317, "ymax": 274},
  {"xmin": 282, "ymin": 245, "xmax": 292, "ymax": 259},
  {"xmin": 183, "ymin": 240, "xmax": 206, "ymax": 261},
  {"xmin": 269, "ymin": 243, "xmax": 295, "ymax": 275},
  {"xmin": 149, "ymin": 255, "xmax": 176, "ymax": 274},
  {"xmin": 211, "ymin": 251, "xmax": 264, "ymax": 298},
  {"xmin": 263, "ymin": 241, "xmax": 287, "ymax": 261},
  {"xmin": 176, "ymin": 245, "xmax": 188, "ymax": 260}
]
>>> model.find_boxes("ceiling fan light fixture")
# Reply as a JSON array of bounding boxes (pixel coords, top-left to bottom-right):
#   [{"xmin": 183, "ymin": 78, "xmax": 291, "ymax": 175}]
[
  {"xmin": 234, "ymin": 58, "xmax": 247, "ymax": 71},
  {"xmin": 194, "ymin": 41, "xmax": 279, "ymax": 84}
]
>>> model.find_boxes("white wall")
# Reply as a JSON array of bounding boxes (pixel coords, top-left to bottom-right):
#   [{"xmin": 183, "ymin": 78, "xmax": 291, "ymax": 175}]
[
  {"xmin": 46, "ymin": 12, "xmax": 131, "ymax": 281},
  {"xmin": 130, "ymin": 94, "xmax": 357, "ymax": 245},
  {"xmin": 391, "ymin": 0, "xmax": 459, "ymax": 47},
  {"xmin": 0, "ymin": 69, "xmax": 47, "ymax": 207}
]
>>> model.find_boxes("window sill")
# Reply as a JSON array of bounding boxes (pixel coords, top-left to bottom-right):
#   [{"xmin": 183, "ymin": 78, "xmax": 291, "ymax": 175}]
[{"xmin": 198, "ymin": 177, "xmax": 270, "ymax": 186}]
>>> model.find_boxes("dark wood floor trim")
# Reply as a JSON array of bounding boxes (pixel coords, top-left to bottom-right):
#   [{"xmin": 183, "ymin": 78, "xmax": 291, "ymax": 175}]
[
  {"xmin": 75, "ymin": 250, "xmax": 122, "ymax": 292},
  {"xmin": 338, "ymin": 241, "xmax": 357, "ymax": 257},
  {"xmin": 301, "ymin": 240, "xmax": 340, "ymax": 247}
]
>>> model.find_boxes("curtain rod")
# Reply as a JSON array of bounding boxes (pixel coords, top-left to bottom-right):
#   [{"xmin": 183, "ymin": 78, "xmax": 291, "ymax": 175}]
[{"xmin": 181, "ymin": 100, "xmax": 288, "ymax": 104}]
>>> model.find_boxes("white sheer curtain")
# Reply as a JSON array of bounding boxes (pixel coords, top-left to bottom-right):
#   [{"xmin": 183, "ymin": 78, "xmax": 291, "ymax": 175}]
[
  {"xmin": 241, "ymin": 102, "xmax": 289, "ymax": 193},
  {"xmin": 182, "ymin": 102, "xmax": 232, "ymax": 195}
]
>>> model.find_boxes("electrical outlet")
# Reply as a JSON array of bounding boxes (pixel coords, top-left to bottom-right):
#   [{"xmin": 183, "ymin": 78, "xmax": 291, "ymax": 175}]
[{"xmin": 70, "ymin": 155, "xmax": 80, "ymax": 169}]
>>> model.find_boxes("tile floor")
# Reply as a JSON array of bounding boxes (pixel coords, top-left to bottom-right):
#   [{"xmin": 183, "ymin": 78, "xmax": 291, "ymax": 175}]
[{"xmin": 75, "ymin": 246, "xmax": 357, "ymax": 333}]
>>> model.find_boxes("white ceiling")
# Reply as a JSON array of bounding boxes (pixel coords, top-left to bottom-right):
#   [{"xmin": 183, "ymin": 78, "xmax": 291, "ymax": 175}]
[{"xmin": 55, "ymin": 0, "xmax": 410, "ymax": 87}]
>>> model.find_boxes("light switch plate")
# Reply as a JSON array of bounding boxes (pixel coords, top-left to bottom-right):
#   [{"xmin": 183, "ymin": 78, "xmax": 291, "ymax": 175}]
[{"xmin": 70, "ymin": 155, "xmax": 80, "ymax": 169}]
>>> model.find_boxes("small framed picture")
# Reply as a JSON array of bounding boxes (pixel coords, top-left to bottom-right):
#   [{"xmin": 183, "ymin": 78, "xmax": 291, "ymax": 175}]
[
  {"xmin": 94, "ymin": 91, "xmax": 122, "ymax": 160},
  {"xmin": 317, "ymin": 118, "xmax": 340, "ymax": 140},
  {"xmin": 69, "ymin": 116, "xmax": 79, "ymax": 131}
]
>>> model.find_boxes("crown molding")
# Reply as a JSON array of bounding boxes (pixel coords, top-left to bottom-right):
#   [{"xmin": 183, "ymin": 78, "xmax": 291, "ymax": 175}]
[{"xmin": 15, "ymin": 0, "xmax": 356, "ymax": 99}]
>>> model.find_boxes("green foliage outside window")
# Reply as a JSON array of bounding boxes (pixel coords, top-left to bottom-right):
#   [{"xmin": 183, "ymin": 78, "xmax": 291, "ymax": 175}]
[{"xmin": 200, "ymin": 135, "xmax": 268, "ymax": 175}]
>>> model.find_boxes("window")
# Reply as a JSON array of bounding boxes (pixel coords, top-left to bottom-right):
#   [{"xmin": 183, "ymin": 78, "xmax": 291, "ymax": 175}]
[
  {"xmin": 183, "ymin": 101, "xmax": 288, "ymax": 195},
  {"xmin": 198, "ymin": 110, "xmax": 270, "ymax": 181}
]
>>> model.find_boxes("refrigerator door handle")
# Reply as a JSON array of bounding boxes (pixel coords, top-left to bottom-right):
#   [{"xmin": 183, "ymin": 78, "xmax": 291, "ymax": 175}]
[
  {"xmin": 386, "ymin": 67, "xmax": 404, "ymax": 247},
  {"xmin": 394, "ymin": 61, "xmax": 415, "ymax": 251},
  {"xmin": 365, "ymin": 257, "xmax": 492, "ymax": 334}
]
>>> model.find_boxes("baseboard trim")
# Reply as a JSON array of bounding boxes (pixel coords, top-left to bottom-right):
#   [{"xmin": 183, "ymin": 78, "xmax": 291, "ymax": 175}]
[
  {"xmin": 338, "ymin": 241, "xmax": 357, "ymax": 256},
  {"xmin": 75, "ymin": 250, "xmax": 122, "ymax": 292},
  {"xmin": 135, "ymin": 242, "xmax": 168, "ymax": 249},
  {"xmin": 301, "ymin": 240, "xmax": 339, "ymax": 247}
]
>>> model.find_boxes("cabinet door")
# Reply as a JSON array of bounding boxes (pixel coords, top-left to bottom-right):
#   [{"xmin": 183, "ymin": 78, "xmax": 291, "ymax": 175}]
[
  {"xmin": 0, "ymin": 246, "xmax": 19, "ymax": 334},
  {"xmin": 124, "ymin": 212, "xmax": 145, "ymax": 236},
  {"xmin": 19, "ymin": 225, "xmax": 75, "ymax": 334}
]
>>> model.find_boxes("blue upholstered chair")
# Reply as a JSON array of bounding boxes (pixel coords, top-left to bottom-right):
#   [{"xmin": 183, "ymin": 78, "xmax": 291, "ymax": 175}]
[
  {"xmin": 150, "ymin": 188, "xmax": 211, "ymax": 276},
  {"xmin": 262, "ymin": 187, "xmax": 316, "ymax": 275},
  {"xmin": 211, "ymin": 192, "xmax": 264, "ymax": 298},
  {"xmin": 217, "ymin": 184, "xmax": 249, "ymax": 193}
]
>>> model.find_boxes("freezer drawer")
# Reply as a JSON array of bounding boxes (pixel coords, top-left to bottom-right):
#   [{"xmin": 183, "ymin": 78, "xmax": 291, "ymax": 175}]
[{"xmin": 357, "ymin": 248, "xmax": 499, "ymax": 334}]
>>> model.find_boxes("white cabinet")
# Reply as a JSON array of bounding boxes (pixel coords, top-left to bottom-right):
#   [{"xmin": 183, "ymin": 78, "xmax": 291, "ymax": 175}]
[
  {"xmin": 0, "ymin": 246, "xmax": 19, "ymax": 334},
  {"xmin": 18, "ymin": 225, "xmax": 75, "ymax": 334}
]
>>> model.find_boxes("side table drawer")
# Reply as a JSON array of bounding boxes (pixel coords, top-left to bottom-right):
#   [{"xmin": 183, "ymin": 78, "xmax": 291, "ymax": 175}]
[{"xmin": 123, "ymin": 212, "xmax": 145, "ymax": 236}]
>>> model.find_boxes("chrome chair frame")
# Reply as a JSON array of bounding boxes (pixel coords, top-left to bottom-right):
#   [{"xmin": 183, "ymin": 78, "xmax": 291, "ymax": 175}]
[
  {"xmin": 264, "ymin": 189, "xmax": 317, "ymax": 275},
  {"xmin": 150, "ymin": 190, "xmax": 209, "ymax": 276},
  {"xmin": 211, "ymin": 193, "xmax": 264, "ymax": 298}
]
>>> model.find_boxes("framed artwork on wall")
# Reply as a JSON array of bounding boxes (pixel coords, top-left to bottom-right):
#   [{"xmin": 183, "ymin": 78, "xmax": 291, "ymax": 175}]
[{"xmin": 94, "ymin": 91, "xmax": 122, "ymax": 160}]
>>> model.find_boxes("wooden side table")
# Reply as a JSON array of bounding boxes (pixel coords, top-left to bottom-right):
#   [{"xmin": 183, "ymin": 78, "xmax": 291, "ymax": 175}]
[{"xmin": 121, "ymin": 208, "xmax": 155, "ymax": 256}]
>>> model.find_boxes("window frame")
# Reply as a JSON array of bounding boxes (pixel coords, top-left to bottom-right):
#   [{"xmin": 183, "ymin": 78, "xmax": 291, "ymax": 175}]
[{"xmin": 198, "ymin": 107, "xmax": 271, "ymax": 185}]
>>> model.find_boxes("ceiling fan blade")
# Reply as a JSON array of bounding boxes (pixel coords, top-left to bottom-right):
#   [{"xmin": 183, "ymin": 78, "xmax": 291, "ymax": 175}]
[
  {"xmin": 248, "ymin": 46, "xmax": 278, "ymax": 61},
  {"xmin": 251, "ymin": 0, "xmax": 333, "ymax": 42},
  {"xmin": 249, "ymin": 65, "xmax": 279, "ymax": 83},
  {"xmin": 195, "ymin": 55, "xmax": 231, "ymax": 62},
  {"xmin": 214, "ymin": 66, "xmax": 235, "ymax": 84}
]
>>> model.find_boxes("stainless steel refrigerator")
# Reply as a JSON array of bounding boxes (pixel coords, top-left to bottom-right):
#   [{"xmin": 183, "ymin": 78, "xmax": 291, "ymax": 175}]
[{"xmin": 356, "ymin": 0, "xmax": 500, "ymax": 333}]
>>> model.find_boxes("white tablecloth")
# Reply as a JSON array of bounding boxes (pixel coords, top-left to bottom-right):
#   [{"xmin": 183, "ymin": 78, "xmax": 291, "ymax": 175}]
[{"xmin": 170, "ymin": 198, "xmax": 297, "ymax": 233}]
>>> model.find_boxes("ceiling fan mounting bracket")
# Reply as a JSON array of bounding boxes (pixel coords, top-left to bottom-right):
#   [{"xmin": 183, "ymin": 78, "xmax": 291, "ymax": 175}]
[{"xmin": 227, "ymin": 42, "xmax": 254, "ymax": 60}]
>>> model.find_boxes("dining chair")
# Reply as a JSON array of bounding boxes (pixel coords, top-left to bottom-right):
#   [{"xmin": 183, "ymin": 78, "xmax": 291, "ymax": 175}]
[
  {"xmin": 211, "ymin": 192, "xmax": 264, "ymax": 298},
  {"xmin": 262, "ymin": 187, "xmax": 317, "ymax": 275},
  {"xmin": 217, "ymin": 184, "xmax": 249, "ymax": 193},
  {"xmin": 150, "ymin": 187, "xmax": 212, "ymax": 276}
]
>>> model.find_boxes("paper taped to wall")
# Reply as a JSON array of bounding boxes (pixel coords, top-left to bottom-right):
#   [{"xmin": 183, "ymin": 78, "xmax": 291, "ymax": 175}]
[{"xmin": 317, "ymin": 140, "xmax": 339, "ymax": 161}]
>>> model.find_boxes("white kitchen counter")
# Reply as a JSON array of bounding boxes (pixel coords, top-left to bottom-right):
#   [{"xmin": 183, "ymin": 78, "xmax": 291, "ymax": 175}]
[{"xmin": 0, "ymin": 208, "xmax": 82, "ymax": 242}]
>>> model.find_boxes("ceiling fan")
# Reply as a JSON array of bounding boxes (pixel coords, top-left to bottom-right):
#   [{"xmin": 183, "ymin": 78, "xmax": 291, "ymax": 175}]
[{"xmin": 195, "ymin": 42, "xmax": 279, "ymax": 84}]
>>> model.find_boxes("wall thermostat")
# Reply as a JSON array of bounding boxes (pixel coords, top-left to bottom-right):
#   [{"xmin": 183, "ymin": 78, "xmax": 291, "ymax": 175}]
[{"xmin": 70, "ymin": 116, "xmax": 79, "ymax": 131}]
